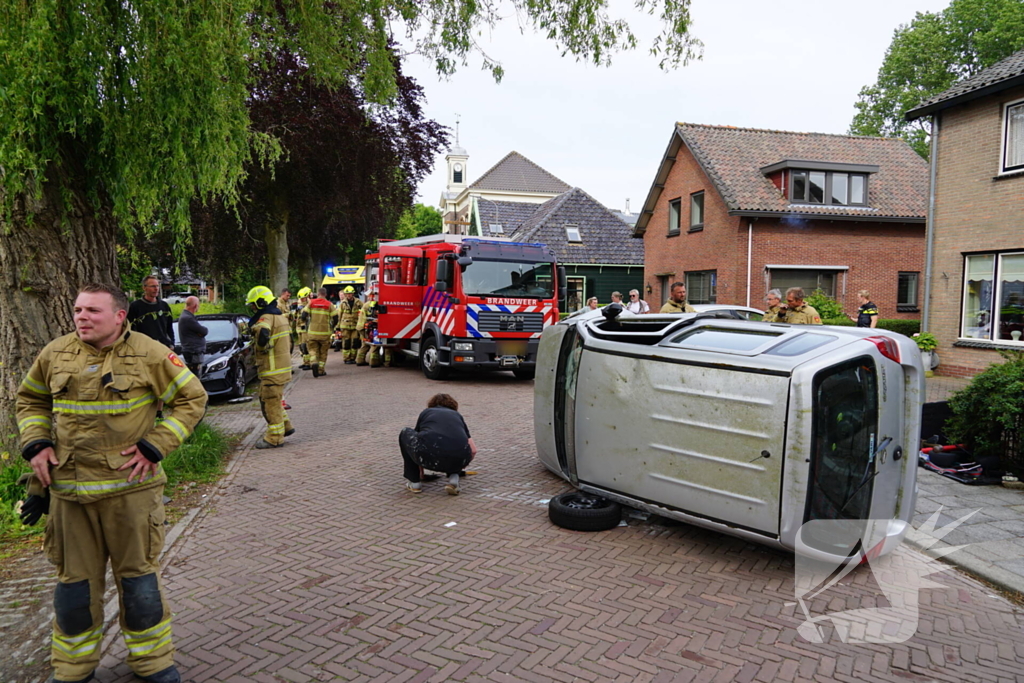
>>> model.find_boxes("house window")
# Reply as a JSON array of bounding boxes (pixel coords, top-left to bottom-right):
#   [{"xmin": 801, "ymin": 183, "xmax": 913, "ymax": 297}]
[
  {"xmin": 565, "ymin": 224, "xmax": 582, "ymax": 243},
  {"xmin": 1003, "ymin": 99, "xmax": 1024, "ymax": 173},
  {"xmin": 685, "ymin": 271, "xmax": 717, "ymax": 304},
  {"xmin": 790, "ymin": 171, "xmax": 868, "ymax": 206},
  {"xmin": 690, "ymin": 192, "xmax": 704, "ymax": 231},
  {"xmin": 565, "ymin": 276, "xmax": 585, "ymax": 313},
  {"xmin": 668, "ymin": 199, "xmax": 681, "ymax": 235},
  {"xmin": 770, "ymin": 269, "xmax": 837, "ymax": 297},
  {"xmin": 962, "ymin": 252, "xmax": 1024, "ymax": 344},
  {"xmin": 490, "ymin": 223, "xmax": 504, "ymax": 234},
  {"xmin": 897, "ymin": 272, "xmax": 919, "ymax": 311}
]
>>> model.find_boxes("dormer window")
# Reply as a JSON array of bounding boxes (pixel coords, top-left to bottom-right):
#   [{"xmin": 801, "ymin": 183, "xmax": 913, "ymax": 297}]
[
  {"xmin": 453, "ymin": 162, "xmax": 463, "ymax": 184},
  {"xmin": 760, "ymin": 160, "xmax": 877, "ymax": 207},
  {"xmin": 491, "ymin": 223, "xmax": 504, "ymax": 234},
  {"xmin": 565, "ymin": 224, "xmax": 582, "ymax": 242}
]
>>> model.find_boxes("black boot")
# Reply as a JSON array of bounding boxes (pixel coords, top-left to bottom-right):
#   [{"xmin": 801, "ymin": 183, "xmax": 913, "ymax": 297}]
[{"xmin": 137, "ymin": 665, "xmax": 181, "ymax": 683}]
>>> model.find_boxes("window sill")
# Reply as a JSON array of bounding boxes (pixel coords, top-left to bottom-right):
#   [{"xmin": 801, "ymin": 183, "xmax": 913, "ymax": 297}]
[
  {"xmin": 953, "ymin": 339, "xmax": 1024, "ymax": 350},
  {"xmin": 994, "ymin": 168, "xmax": 1024, "ymax": 181},
  {"xmin": 687, "ymin": 225, "xmax": 704, "ymax": 233},
  {"xmin": 667, "ymin": 230, "xmax": 681, "ymax": 238},
  {"xmin": 896, "ymin": 305, "xmax": 920, "ymax": 312}
]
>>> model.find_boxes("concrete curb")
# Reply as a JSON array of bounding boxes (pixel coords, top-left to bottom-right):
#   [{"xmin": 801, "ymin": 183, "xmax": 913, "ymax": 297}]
[{"xmin": 905, "ymin": 533, "xmax": 1024, "ymax": 598}]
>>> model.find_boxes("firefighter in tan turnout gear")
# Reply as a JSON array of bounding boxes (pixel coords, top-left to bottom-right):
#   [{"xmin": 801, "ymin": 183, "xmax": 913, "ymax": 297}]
[
  {"xmin": 335, "ymin": 286, "xmax": 362, "ymax": 365},
  {"xmin": 356, "ymin": 286, "xmax": 391, "ymax": 367},
  {"xmin": 16, "ymin": 283, "xmax": 207, "ymax": 683},
  {"xmin": 301, "ymin": 287, "xmax": 337, "ymax": 377},
  {"xmin": 294, "ymin": 286, "xmax": 312, "ymax": 370},
  {"xmin": 246, "ymin": 286, "xmax": 295, "ymax": 449}
]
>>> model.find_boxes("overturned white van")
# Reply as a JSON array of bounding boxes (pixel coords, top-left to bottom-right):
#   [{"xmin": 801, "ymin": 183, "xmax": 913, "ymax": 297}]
[{"xmin": 534, "ymin": 308, "xmax": 923, "ymax": 561}]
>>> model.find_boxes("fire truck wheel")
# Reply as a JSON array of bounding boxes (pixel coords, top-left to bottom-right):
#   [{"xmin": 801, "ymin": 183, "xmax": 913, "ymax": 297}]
[
  {"xmin": 512, "ymin": 367, "xmax": 535, "ymax": 380},
  {"xmin": 420, "ymin": 337, "xmax": 449, "ymax": 380},
  {"xmin": 548, "ymin": 491, "xmax": 622, "ymax": 532}
]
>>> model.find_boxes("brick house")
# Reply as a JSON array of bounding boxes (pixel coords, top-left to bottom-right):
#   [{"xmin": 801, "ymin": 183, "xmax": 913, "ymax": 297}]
[
  {"xmin": 906, "ymin": 49, "xmax": 1024, "ymax": 377},
  {"xmin": 633, "ymin": 124, "xmax": 928, "ymax": 318}
]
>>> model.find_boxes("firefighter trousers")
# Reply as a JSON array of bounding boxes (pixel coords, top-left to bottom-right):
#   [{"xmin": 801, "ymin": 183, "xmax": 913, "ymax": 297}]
[
  {"xmin": 298, "ymin": 331, "xmax": 311, "ymax": 366},
  {"xmin": 259, "ymin": 382, "xmax": 293, "ymax": 445},
  {"xmin": 307, "ymin": 337, "xmax": 331, "ymax": 372},
  {"xmin": 339, "ymin": 329, "xmax": 360, "ymax": 361},
  {"xmin": 356, "ymin": 341, "xmax": 391, "ymax": 366},
  {"xmin": 45, "ymin": 486, "xmax": 174, "ymax": 680}
]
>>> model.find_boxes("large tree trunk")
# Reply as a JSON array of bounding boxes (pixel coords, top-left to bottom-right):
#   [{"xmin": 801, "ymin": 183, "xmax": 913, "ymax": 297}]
[
  {"xmin": 295, "ymin": 247, "xmax": 317, "ymax": 295},
  {"xmin": 266, "ymin": 190, "xmax": 289, "ymax": 295},
  {"xmin": 0, "ymin": 174, "xmax": 118, "ymax": 440}
]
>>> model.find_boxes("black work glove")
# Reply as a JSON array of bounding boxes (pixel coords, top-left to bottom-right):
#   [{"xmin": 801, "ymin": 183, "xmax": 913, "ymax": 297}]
[{"xmin": 20, "ymin": 494, "xmax": 49, "ymax": 525}]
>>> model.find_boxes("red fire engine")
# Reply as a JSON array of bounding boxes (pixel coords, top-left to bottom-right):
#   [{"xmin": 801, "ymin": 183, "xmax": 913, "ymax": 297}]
[{"xmin": 366, "ymin": 234, "xmax": 565, "ymax": 380}]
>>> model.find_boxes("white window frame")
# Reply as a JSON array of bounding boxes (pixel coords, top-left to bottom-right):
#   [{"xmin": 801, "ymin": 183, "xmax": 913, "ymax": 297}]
[
  {"xmin": 959, "ymin": 251, "xmax": 1024, "ymax": 345},
  {"xmin": 668, "ymin": 198, "xmax": 681, "ymax": 235},
  {"xmin": 1000, "ymin": 97, "xmax": 1024, "ymax": 175},
  {"xmin": 565, "ymin": 224, "xmax": 582, "ymax": 243}
]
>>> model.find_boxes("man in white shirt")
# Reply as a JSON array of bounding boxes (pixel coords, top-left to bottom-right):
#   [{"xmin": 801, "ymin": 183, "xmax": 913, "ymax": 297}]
[{"xmin": 625, "ymin": 289, "xmax": 650, "ymax": 314}]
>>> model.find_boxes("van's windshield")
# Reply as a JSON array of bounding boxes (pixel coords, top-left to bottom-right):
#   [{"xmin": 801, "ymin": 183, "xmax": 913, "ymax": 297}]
[{"xmin": 805, "ymin": 357, "xmax": 880, "ymax": 532}]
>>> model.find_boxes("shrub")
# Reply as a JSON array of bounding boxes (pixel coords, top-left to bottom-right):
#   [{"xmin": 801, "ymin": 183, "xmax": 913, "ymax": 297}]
[
  {"xmin": 912, "ymin": 332, "xmax": 938, "ymax": 351},
  {"xmin": 945, "ymin": 350, "xmax": 1024, "ymax": 476},
  {"xmin": 823, "ymin": 317, "xmax": 855, "ymax": 326},
  {"xmin": 877, "ymin": 319, "xmax": 920, "ymax": 337},
  {"xmin": 805, "ymin": 290, "xmax": 845, "ymax": 320},
  {"xmin": 0, "ymin": 457, "xmax": 42, "ymax": 541}
]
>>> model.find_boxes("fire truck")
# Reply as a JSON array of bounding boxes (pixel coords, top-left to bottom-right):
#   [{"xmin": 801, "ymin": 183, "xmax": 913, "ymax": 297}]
[{"xmin": 367, "ymin": 234, "xmax": 565, "ymax": 380}]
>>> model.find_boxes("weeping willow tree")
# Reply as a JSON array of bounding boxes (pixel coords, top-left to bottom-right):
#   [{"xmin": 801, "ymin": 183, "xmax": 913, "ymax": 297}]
[{"xmin": 0, "ymin": 0, "xmax": 701, "ymax": 429}]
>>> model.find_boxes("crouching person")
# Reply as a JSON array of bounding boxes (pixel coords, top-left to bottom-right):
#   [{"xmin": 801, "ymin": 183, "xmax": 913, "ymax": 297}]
[
  {"xmin": 400, "ymin": 394, "xmax": 477, "ymax": 496},
  {"xmin": 17, "ymin": 283, "xmax": 207, "ymax": 683}
]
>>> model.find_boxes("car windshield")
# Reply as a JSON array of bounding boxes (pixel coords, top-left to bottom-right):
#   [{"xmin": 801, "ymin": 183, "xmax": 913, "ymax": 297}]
[{"xmin": 462, "ymin": 260, "xmax": 554, "ymax": 299}]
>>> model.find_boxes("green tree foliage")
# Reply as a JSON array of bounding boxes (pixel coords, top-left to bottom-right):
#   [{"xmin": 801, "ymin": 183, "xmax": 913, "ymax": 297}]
[
  {"xmin": 850, "ymin": 0, "xmax": 1024, "ymax": 158},
  {"xmin": 806, "ymin": 290, "xmax": 845, "ymax": 320},
  {"xmin": 396, "ymin": 204, "xmax": 445, "ymax": 240},
  {"xmin": 946, "ymin": 351, "xmax": 1024, "ymax": 472}
]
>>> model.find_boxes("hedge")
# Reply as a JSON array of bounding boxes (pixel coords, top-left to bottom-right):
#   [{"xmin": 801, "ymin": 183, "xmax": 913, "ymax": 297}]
[{"xmin": 877, "ymin": 319, "xmax": 920, "ymax": 337}]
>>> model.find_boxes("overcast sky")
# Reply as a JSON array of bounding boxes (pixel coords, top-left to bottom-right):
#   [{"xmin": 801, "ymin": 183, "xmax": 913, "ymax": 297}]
[{"xmin": 403, "ymin": 0, "xmax": 950, "ymax": 213}]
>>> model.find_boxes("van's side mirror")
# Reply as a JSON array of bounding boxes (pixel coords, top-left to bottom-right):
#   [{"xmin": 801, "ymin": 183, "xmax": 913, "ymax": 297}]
[
  {"xmin": 557, "ymin": 266, "xmax": 567, "ymax": 300},
  {"xmin": 435, "ymin": 260, "xmax": 450, "ymax": 292}
]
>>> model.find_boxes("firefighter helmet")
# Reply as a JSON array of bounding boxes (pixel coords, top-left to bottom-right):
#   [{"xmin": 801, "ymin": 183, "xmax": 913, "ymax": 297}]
[
  {"xmin": 245, "ymin": 285, "xmax": 275, "ymax": 309},
  {"xmin": 343, "ymin": 286, "xmax": 355, "ymax": 294},
  {"xmin": 297, "ymin": 287, "xmax": 311, "ymax": 298}
]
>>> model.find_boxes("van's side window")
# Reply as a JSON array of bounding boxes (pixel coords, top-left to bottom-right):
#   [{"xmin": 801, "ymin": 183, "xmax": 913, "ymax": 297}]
[{"xmin": 806, "ymin": 357, "xmax": 879, "ymax": 525}]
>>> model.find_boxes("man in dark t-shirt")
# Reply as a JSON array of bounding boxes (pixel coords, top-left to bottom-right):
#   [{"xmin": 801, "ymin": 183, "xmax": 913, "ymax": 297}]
[
  {"xmin": 400, "ymin": 393, "xmax": 477, "ymax": 495},
  {"xmin": 856, "ymin": 290, "xmax": 879, "ymax": 328},
  {"xmin": 127, "ymin": 275, "xmax": 175, "ymax": 348}
]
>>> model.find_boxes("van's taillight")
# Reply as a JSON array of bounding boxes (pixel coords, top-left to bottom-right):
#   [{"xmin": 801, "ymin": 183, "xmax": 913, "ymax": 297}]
[{"xmin": 864, "ymin": 336, "xmax": 900, "ymax": 363}]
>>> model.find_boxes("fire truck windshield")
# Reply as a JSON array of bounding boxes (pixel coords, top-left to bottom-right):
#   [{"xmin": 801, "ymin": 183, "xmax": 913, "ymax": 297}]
[{"xmin": 462, "ymin": 260, "xmax": 555, "ymax": 299}]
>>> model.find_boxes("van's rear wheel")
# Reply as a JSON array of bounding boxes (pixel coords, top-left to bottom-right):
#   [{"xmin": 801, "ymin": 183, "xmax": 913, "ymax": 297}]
[
  {"xmin": 548, "ymin": 492, "xmax": 622, "ymax": 532},
  {"xmin": 421, "ymin": 337, "xmax": 449, "ymax": 380}
]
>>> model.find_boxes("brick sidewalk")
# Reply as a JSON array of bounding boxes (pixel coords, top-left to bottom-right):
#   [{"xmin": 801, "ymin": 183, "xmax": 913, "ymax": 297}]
[{"xmin": 89, "ymin": 362, "xmax": 1024, "ymax": 682}]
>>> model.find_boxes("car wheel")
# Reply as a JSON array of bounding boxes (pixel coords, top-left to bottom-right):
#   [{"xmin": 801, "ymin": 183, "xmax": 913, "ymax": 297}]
[
  {"xmin": 512, "ymin": 367, "xmax": 535, "ymax": 380},
  {"xmin": 420, "ymin": 337, "xmax": 449, "ymax": 381},
  {"xmin": 230, "ymin": 366, "xmax": 247, "ymax": 398},
  {"xmin": 548, "ymin": 491, "xmax": 622, "ymax": 532}
]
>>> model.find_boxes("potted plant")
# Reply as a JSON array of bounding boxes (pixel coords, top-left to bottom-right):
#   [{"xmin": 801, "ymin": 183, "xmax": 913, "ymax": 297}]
[{"xmin": 913, "ymin": 332, "xmax": 939, "ymax": 376}]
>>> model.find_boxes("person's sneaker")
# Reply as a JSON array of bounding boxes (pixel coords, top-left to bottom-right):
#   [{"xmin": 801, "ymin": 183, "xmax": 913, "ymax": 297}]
[
  {"xmin": 445, "ymin": 474, "xmax": 461, "ymax": 496},
  {"xmin": 49, "ymin": 673, "xmax": 94, "ymax": 683},
  {"xmin": 254, "ymin": 440, "xmax": 283, "ymax": 449},
  {"xmin": 136, "ymin": 665, "xmax": 181, "ymax": 683},
  {"xmin": 284, "ymin": 428, "xmax": 296, "ymax": 437},
  {"xmin": 405, "ymin": 481, "xmax": 422, "ymax": 494},
  {"xmin": 311, "ymin": 365, "xmax": 320, "ymax": 378}
]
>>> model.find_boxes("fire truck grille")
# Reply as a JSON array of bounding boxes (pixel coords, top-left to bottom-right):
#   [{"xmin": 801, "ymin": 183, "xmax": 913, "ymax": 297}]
[{"xmin": 477, "ymin": 311, "xmax": 545, "ymax": 333}]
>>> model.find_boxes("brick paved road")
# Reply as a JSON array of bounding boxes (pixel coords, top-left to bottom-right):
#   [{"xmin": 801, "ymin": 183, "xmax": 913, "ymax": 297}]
[{"xmin": 92, "ymin": 362, "xmax": 1024, "ymax": 683}]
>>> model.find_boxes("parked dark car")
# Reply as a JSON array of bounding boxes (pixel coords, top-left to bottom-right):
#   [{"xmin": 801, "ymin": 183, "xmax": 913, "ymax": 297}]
[{"xmin": 172, "ymin": 314, "xmax": 257, "ymax": 399}]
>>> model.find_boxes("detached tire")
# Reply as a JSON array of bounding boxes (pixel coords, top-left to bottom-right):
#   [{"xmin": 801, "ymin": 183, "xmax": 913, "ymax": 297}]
[{"xmin": 549, "ymin": 491, "xmax": 622, "ymax": 532}]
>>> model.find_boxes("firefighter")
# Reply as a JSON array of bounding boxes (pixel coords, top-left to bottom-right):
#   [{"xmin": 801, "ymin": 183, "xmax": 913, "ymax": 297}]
[
  {"xmin": 335, "ymin": 286, "xmax": 362, "ymax": 364},
  {"xmin": 301, "ymin": 287, "xmax": 337, "ymax": 377},
  {"xmin": 246, "ymin": 286, "xmax": 295, "ymax": 448},
  {"xmin": 355, "ymin": 287, "xmax": 391, "ymax": 367},
  {"xmin": 294, "ymin": 287, "xmax": 312, "ymax": 370},
  {"xmin": 16, "ymin": 283, "xmax": 207, "ymax": 683}
]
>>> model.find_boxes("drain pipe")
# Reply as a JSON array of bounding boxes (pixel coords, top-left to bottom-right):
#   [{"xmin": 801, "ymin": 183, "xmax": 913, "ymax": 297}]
[
  {"xmin": 746, "ymin": 220, "xmax": 753, "ymax": 307},
  {"xmin": 922, "ymin": 116, "xmax": 939, "ymax": 331}
]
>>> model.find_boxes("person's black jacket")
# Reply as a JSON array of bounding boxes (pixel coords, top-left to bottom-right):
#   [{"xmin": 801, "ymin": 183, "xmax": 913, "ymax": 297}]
[
  {"xmin": 178, "ymin": 309, "xmax": 208, "ymax": 355},
  {"xmin": 127, "ymin": 298, "xmax": 175, "ymax": 348}
]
